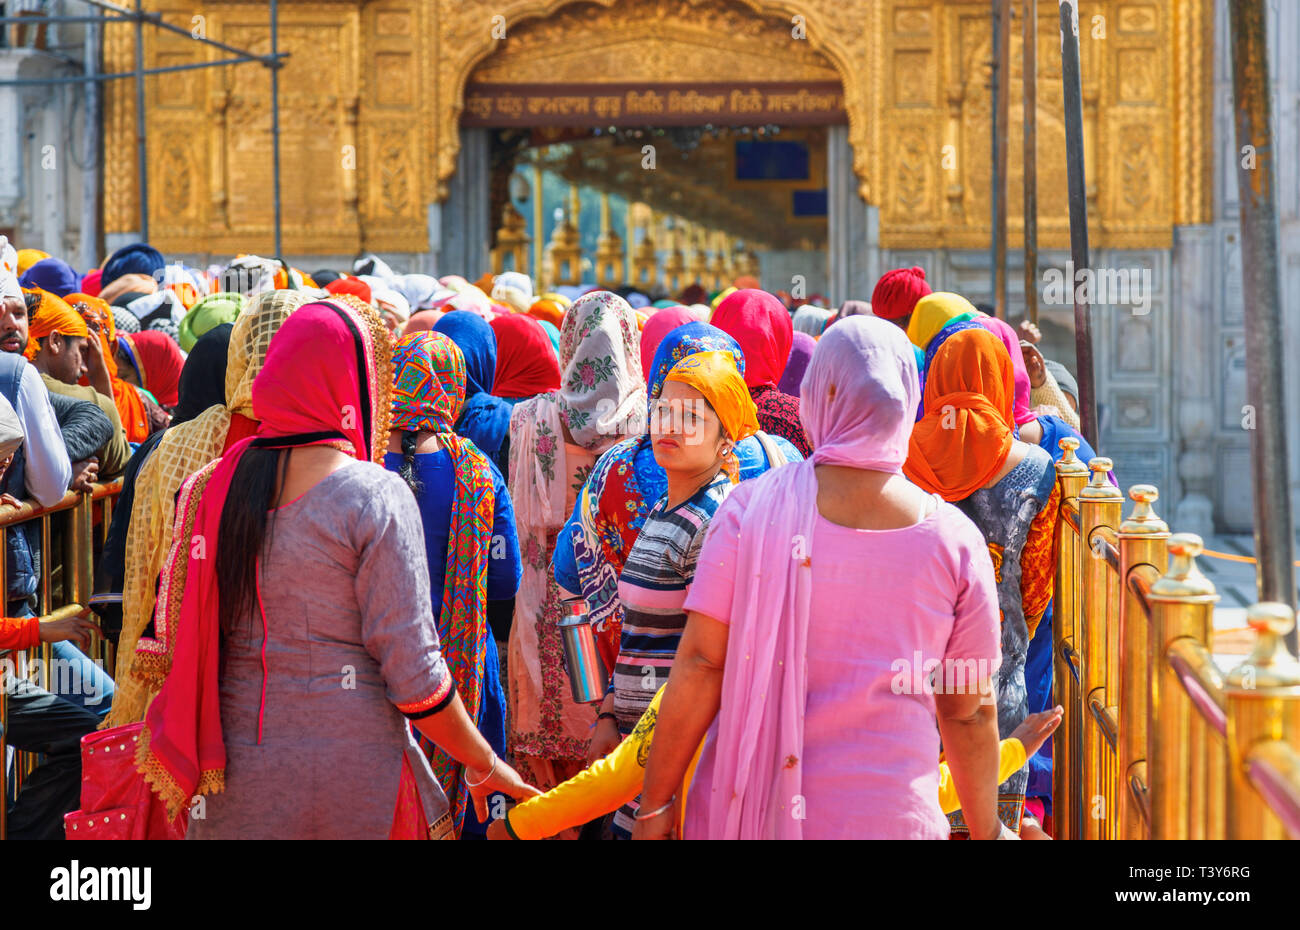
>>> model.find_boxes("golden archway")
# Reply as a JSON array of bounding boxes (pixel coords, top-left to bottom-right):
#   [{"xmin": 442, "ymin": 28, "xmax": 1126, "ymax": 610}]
[{"xmin": 432, "ymin": 0, "xmax": 873, "ymax": 201}]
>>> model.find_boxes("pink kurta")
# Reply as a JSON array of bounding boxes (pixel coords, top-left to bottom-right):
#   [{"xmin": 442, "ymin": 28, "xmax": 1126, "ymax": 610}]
[{"xmin": 681, "ymin": 478, "xmax": 1001, "ymax": 839}]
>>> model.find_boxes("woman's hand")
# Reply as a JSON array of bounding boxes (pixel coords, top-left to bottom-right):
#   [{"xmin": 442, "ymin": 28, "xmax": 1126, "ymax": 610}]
[
  {"xmin": 1010, "ymin": 706, "xmax": 1063, "ymax": 758},
  {"xmin": 586, "ymin": 716, "xmax": 621, "ymax": 765},
  {"xmin": 39, "ymin": 609, "xmax": 101, "ymax": 650},
  {"xmin": 630, "ymin": 795, "xmax": 680, "ymax": 840},
  {"xmin": 1018, "ymin": 320, "xmax": 1042, "ymax": 345},
  {"xmin": 464, "ymin": 755, "xmax": 541, "ymax": 824}
]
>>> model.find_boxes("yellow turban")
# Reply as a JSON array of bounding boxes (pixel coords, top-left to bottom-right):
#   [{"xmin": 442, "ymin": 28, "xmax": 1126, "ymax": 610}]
[
  {"xmin": 663, "ymin": 350, "xmax": 759, "ymax": 443},
  {"xmin": 906, "ymin": 292, "xmax": 982, "ymax": 351},
  {"xmin": 16, "ymin": 249, "xmax": 50, "ymax": 275},
  {"xmin": 23, "ymin": 287, "xmax": 90, "ymax": 359}
]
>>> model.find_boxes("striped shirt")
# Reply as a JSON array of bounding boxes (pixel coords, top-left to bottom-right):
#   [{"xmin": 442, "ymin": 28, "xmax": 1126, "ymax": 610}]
[{"xmin": 610, "ymin": 472, "xmax": 732, "ymax": 835}]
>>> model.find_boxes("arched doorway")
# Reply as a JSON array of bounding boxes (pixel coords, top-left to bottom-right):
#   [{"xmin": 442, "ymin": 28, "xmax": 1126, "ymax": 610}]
[{"xmin": 434, "ymin": 0, "xmax": 874, "ymax": 303}]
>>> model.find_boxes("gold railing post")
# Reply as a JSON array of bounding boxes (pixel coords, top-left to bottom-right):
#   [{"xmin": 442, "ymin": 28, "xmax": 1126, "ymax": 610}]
[
  {"xmin": 1224, "ymin": 603, "xmax": 1300, "ymax": 839},
  {"xmin": 1078, "ymin": 458, "xmax": 1122, "ymax": 838},
  {"xmin": 1116, "ymin": 485, "xmax": 1168, "ymax": 839},
  {"xmin": 1052, "ymin": 437, "xmax": 1089, "ymax": 839},
  {"xmin": 1145, "ymin": 533, "xmax": 1218, "ymax": 839}
]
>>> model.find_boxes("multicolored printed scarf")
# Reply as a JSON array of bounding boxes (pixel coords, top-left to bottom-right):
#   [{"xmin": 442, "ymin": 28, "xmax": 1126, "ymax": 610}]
[{"xmin": 391, "ymin": 331, "xmax": 495, "ymax": 836}]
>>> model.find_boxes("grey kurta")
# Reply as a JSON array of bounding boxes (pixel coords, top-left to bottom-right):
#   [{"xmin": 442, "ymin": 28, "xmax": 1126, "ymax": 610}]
[{"xmin": 188, "ymin": 460, "xmax": 452, "ymax": 839}]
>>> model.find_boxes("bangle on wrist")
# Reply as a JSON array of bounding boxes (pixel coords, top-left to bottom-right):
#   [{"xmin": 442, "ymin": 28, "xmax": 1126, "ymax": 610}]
[
  {"xmin": 464, "ymin": 751, "xmax": 498, "ymax": 789},
  {"xmin": 634, "ymin": 795, "xmax": 676, "ymax": 822},
  {"xmin": 596, "ymin": 712, "xmax": 617, "ymax": 723}
]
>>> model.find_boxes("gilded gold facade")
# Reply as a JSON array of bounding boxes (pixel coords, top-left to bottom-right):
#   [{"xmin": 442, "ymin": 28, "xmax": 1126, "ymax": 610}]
[{"xmin": 104, "ymin": 0, "xmax": 1212, "ymax": 257}]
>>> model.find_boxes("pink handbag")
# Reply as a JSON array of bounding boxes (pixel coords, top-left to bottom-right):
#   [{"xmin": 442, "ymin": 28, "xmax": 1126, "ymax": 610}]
[{"xmin": 64, "ymin": 722, "xmax": 188, "ymax": 840}]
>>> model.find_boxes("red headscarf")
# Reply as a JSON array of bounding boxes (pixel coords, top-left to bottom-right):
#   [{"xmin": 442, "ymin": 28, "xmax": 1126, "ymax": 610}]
[
  {"xmin": 489, "ymin": 313, "xmax": 560, "ymax": 398},
  {"xmin": 710, "ymin": 288, "xmax": 793, "ymax": 389},
  {"xmin": 121, "ymin": 330, "xmax": 184, "ymax": 408},
  {"xmin": 325, "ymin": 276, "xmax": 372, "ymax": 305},
  {"xmin": 137, "ymin": 298, "xmax": 390, "ymax": 821}
]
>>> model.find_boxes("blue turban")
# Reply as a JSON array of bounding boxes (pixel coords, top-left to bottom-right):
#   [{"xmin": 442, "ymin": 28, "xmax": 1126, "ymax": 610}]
[
  {"xmin": 101, "ymin": 242, "xmax": 165, "ymax": 288},
  {"xmin": 19, "ymin": 258, "xmax": 79, "ymax": 298}
]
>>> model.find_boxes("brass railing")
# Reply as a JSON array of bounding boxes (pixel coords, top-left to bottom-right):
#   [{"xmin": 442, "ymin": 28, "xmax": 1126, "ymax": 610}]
[
  {"xmin": 0, "ymin": 479, "xmax": 122, "ymax": 840},
  {"xmin": 1051, "ymin": 438, "xmax": 1300, "ymax": 839}
]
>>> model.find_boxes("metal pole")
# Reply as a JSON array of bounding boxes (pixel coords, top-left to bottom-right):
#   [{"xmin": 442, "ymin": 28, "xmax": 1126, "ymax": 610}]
[
  {"xmin": 1023, "ymin": 0, "xmax": 1039, "ymax": 326},
  {"xmin": 133, "ymin": 0, "xmax": 147, "ymax": 241},
  {"xmin": 270, "ymin": 0, "xmax": 283, "ymax": 258},
  {"xmin": 81, "ymin": 4, "xmax": 102, "ymax": 269},
  {"xmin": 1228, "ymin": 0, "xmax": 1297, "ymax": 623},
  {"xmin": 1059, "ymin": 0, "xmax": 1098, "ymax": 445},
  {"xmin": 993, "ymin": 0, "xmax": 1010, "ymax": 319}
]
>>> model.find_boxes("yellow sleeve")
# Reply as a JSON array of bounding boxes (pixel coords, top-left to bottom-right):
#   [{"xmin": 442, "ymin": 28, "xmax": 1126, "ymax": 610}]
[
  {"xmin": 937, "ymin": 738, "xmax": 1028, "ymax": 815},
  {"xmin": 505, "ymin": 687, "xmax": 665, "ymax": 840}
]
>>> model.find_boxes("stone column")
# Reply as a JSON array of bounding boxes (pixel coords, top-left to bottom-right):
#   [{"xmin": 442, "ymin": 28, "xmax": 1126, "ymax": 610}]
[
  {"xmin": 827, "ymin": 124, "xmax": 879, "ymax": 305},
  {"xmin": 1171, "ymin": 225, "xmax": 1216, "ymax": 537},
  {"xmin": 429, "ymin": 127, "xmax": 490, "ymax": 278}
]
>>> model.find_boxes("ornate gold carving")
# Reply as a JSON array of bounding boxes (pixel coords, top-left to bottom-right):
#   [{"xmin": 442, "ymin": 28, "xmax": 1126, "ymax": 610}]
[{"xmin": 102, "ymin": 0, "xmax": 1209, "ymax": 257}]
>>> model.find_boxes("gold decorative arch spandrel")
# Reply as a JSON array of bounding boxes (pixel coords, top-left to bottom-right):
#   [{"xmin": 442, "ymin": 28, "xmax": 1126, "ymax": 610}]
[{"xmin": 431, "ymin": 0, "xmax": 875, "ymax": 203}]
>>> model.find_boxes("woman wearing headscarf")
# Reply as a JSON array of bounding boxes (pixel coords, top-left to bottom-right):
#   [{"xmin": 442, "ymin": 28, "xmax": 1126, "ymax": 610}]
[
  {"xmin": 711, "ymin": 288, "xmax": 813, "ymax": 458},
  {"xmin": 634, "ymin": 317, "xmax": 1005, "ymax": 840},
  {"xmin": 133, "ymin": 297, "xmax": 537, "ymax": 838},
  {"xmin": 593, "ymin": 349, "xmax": 757, "ymax": 838},
  {"xmin": 638, "ymin": 305, "xmax": 694, "ymax": 379},
  {"xmin": 778, "ymin": 331, "xmax": 817, "ymax": 397},
  {"xmin": 490, "ymin": 313, "xmax": 561, "ymax": 404},
  {"xmin": 792, "ymin": 305, "xmax": 833, "ymax": 338},
  {"xmin": 527, "ymin": 294, "xmax": 568, "ymax": 329},
  {"xmin": 906, "ymin": 292, "xmax": 982, "ymax": 354},
  {"xmin": 93, "ymin": 324, "xmax": 233, "ymax": 649},
  {"xmin": 432, "ymin": 310, "xmax": 516, "ymax": 478},
  {"xmin": 103, "ymin": 291, "xmax": 314, "ymax": 729},
  {"xmin": 538, "ymin": 320, "xmax": 561, "ymax": 359},
  {"xmin": 506, "ymin": 292, "xmax": 647, "ymax": 818},
  {"xmin": 385, "ymin": 331, "xmax": 523, "ymax": 838},
  {"xmin": 115, "ymin": 330, "xmax": 184, "ymax": 411},
  {"xmin": 903, "ymin": 327, "xmax": 1060, "ymax": 836},
  {"xmin": 551, "ymin": 322, "xmax": 802, "ymax": 677},
  {"xmin": 178, "ymin": 292, "xmax": 243, "ymax": 352},
  {"xmin": 402, "ymin": 309, "xmax": 445, "ymax": 336}
]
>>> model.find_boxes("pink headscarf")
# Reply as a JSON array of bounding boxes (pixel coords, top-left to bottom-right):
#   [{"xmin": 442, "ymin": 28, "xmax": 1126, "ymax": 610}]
[
  {"xmin": 975, "ymin": 316, "xmax": 1035, "ymax": 426},
  {"xmin": 403, "ymin": 309, "xmax": 445, "ymax": 335},
  {"xmin": 689, "ymin": 317, "xmax": 919, "ymax": 839},
  {"xmin": 638, "ymin": 305, "xmax": 695, "ymax": 385}
]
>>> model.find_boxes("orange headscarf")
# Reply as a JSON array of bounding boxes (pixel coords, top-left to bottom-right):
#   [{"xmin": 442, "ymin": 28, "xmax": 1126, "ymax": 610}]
[
  {"xmin": 662, "ymin": 350, "xmax": 759, "ymax": 443},
  {"xmin": 23, "ymin": 288, "xmax": 89, "ymax": 359},
  {"xmin": 65, "ymin": 291, "xmax": 151, "ymax": 441},
  {"xmin": 526, "ymin": 297, "xmax": 565, "ymax": 328},
  {"xmin": 903, "ymin": 327, "xmax": 1014, "ymax": 502}
]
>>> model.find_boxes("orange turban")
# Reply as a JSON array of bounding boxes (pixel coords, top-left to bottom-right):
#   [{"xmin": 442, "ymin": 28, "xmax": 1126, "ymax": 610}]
[
  {"xmin": 663, "ymin": 350, "xmax": 759, "ymax": 443},
  {"xmin": 23, "ymin": 287, "xmax": 89, "ymax": 359},
  {"xmin": 903, "ymin": 328, "xmax": 1014, "ymax": 502}
]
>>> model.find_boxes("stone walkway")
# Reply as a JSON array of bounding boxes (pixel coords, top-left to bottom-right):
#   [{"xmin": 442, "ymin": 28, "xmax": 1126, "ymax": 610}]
[{"xmin": 1199, "ymin": 533, "xmax": 1295, "ymax": 670}]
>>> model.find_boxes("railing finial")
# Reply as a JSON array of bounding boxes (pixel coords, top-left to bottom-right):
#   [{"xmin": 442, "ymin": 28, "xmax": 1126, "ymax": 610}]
[
  {"xmin": 1081, "ymin": 456, "xmax": 1123, "ymax": 500},
  {"xmin": 1148, "ymin": 533, "xmax": 1219, "ymax": 603},
  {"xmin": 1120, "ymin": 484, "xmax": 1169, "ymax": 536},
  {"xmin": 1227, "ymin": 603, "xmax": 1300, "ymax": 693},
  {"xmin": 1056, "ymin": 436, "xmax": 1089, "ymax": 478}
]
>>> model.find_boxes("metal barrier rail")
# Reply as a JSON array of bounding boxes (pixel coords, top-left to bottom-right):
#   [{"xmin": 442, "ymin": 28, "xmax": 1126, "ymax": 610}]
[
  {"xmin": 0, "ymin": 479, "xmax": 122, "ymax": 840},
  {"xmin": 1050, "ymin": 438, "xmax": 1300, "ymax": 839}
]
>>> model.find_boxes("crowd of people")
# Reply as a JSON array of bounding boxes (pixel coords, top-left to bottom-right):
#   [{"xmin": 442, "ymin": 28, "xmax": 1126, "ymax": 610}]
[{"xmin": 0, "ymin": 242, "xmax": 1100, "ymax": 839}]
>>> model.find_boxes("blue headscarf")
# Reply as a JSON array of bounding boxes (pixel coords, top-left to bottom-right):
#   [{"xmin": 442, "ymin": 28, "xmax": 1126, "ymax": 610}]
[
  {"xmin": 20, "ymin": 258, "xmax": 78, "ymax": 297},
  {"xmin": 917, "ymin": 319, "xmax": 985, "ymax": 420},
  {"xmin": 645, "ymin": 321, "xmax": 745, "ymax": 413},
  {"xmin": 539, "ymin": 320, "xmax": 561, "ymax": 359},
  {"xmin": 433, "ymin": 310, "xmax": 496, "ymax": 396},
  {"xmin": 101, "ymin": 242, "xmax": 165, "ymax": 288},
  {"xmin": 432, "ymin": 309, "xmax": 512, "ymax": 470}
]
